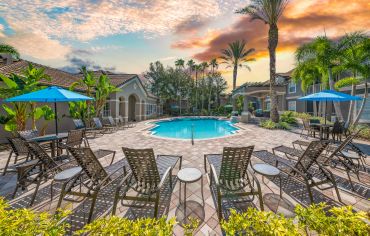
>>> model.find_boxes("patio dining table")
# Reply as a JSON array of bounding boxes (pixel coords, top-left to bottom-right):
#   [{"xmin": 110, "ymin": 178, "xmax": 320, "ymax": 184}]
[
  {"xmin": 310, "ymin": 123, "xmax": 333, "ymax": 140},
  {"xmin": 29, "ymin": 132, "xmax": 68, "ymax": 157}
]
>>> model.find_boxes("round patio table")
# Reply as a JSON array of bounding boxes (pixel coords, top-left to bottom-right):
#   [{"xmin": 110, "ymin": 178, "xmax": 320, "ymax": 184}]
[
  {"xmin": 252, "ymin": 163, "xmax": 282, "ymax": 198},
  {"xmin": 50, "ymin": 166, "xmax": 82, "ymax": 201},
  {"xmin": 176, "ymin": 168, "xmax": 204, "ymax": 224}
]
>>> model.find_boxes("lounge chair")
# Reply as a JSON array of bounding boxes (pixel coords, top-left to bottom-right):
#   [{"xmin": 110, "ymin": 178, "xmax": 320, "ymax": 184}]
[
  {"xmin": 112, "ymin": 148, "xmax": 182, "ymax": 218},
  {"xmin": 254, "ymin": 140, "xmax": 342, "ymax": 204},
  {"xmin": 58, "ymin": 129, "xmax": 89, "ymax": 155},
  {"xmin": 103, "ymin": 116, "xmax": 122, "ymax": 130},
  {"xmin": 12, "ymin": 140, "xmax": 75, "ymax": 205},
  {"xmin": 204, "ymin": 146, "xmax": 264, "ymax": 219},
  {"xmin": 118, "ymin": 115, "xmax": 135, "ymax": 128},
  {"xmin": 93, "ymin": 117, "xmax": 116, "ymax": 134},
  {"xmin": 2, "ymin": 137, "xmax": 31, "ymax": 175},
  {"xmin": 72, "ymin": 119, "xmax": 102, "ymax": 138},
  {"xmin": 60, "ymin": 146, "xmax": 125, "ymax": 223}
]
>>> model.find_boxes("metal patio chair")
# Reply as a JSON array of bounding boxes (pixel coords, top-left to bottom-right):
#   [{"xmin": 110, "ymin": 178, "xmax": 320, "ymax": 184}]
[
  {"xmin": 93, "ymin": 117, "xmax": 116, "ymax": 134},
  {"xmin": 112, "ymin": 147, "xmax": 182, "ymax": 218},
  {"xmin": 59, "ymin": 146, "xmax": 125, "ymax": 223},
  {"xmin": 12, "ymin": 140, "xmax": 74, "ymax": 205},
  {"xmin": 2, "ymin": 137, "xmax": 31, "ymax": 175},
  {"xmin": 257, "ymin": 140, "xmax": 342, "ymax": 204},
  {"xmin": 118, "ymin": 115, "xmax": 135, "ymax": 128},
  {"xmin": 204, "ymin": 146, "xmax": 264, "ymax": 219},
  {"xmin": 58, "ymin": 129, "xmax": 89, "ymax": 155},
  {"xmin": 73, "ymin": 119, "xmax": 103, "ymax": 139},
  {"xmin": 103, "ymin": 116, "xmax": 123, "ymax": 130}
]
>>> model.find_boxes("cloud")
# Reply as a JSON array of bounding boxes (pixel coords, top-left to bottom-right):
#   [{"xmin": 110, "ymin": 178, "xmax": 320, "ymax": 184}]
[
  {"xmin": 1, "ymin": 0, "xmax": 243, "ymax": 41},
  {"xmin": 174, "ymin": 16, "xmax": 210, "ymax": 34},
  {"xmin": 60, "ymin": 55, "xmax": 116, "ymax": 73},
  {"xmin": 172, "ymin": 0, "xmax": 370, "ymax": 61},
  {"xmin": 0, "ymin": 30, "xmax": 71, "ymax": 60}
]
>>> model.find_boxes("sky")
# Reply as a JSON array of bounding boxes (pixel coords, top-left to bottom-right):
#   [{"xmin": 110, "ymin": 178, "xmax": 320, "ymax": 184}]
[{"xmin": 0, "ymin": 0, "xmax": 369, "ymax": 91}]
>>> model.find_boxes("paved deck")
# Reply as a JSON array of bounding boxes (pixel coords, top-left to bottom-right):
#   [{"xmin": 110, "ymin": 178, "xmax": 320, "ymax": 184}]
[{"xmin": 0, "ymin": 120, "xmax": 369, "ymax": 235}]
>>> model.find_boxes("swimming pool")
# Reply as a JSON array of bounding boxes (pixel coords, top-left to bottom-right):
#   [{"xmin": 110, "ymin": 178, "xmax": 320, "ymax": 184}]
[{"xmin": 150, "ymin": 117, "xmax": 239, "ymax": 140}]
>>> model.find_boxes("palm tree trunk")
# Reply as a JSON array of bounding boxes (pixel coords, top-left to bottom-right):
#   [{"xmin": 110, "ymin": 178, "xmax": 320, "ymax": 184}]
[
  {"xmin": 268, "ymin": 24, "xmax": 279, "ymax": 123},
  {"xmin": 232, "ymin": 65, "xmax": 238, "ymax": 111},
  {"xmin": 353, "ymin": 81, "xmax": 368, "ymax": 126},
  {"xmin": 346, "ymin": 83, "xmax": 356, "ymax": 125},
  {"xmin": 328, "ymin": 67, "xmax": 343, "ymax": 121},
  {"xmin": 195, "ymin": 71, "xmax": 198, "ymax": 111}
]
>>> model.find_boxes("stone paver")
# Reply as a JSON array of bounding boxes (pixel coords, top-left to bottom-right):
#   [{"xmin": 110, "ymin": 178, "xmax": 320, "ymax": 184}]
[{"xmin": 0, "ymin": 119, "xmax": 369, "ymax": 235}]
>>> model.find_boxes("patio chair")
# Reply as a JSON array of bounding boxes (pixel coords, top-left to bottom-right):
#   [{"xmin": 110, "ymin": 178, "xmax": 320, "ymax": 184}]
[
  {"xmin": 300, "ymin": 119, "xmax": 315, "ymax": 138},
  {"xmin": 2, "ymin": 137, "xmax": 31, "ymax": 175},
  {"xmin": 256, "ymin": 141, "xmax": 342, "ymax": 204},
  {"xmin": 112, "ymin": 148, "xmax": 182, "ymax": 218},
  {"xmin": 204, "ymin": 146, "xmax": 264, "ymax": 219},
  {"xmin": 17, "ymin": 129, "xmax": 53, "ymax": 151},
  {"xmin": 73, "ymin": 119, "xmax": 102, "ymax": 138},
  {"xmin": 118, "ymin": 115, "xmax": 135, "ymax": 128},
  {"xmin": 58, "ymin": 129, "xmax": 89, "ymax": 155},
  {"xmin": 61, "ymin": 146, "xmax": 126, "ymax": 223},
  {"xmin": 12, "ymin": 140, "xmax": 74, "ymax": 205},
  {"xmin": 103, "ymin": 116, "xmax": 122, "ymax": 130},
  {"xmin": 93, "ymin": 117, "xmax": 116, "ymax": 134}
]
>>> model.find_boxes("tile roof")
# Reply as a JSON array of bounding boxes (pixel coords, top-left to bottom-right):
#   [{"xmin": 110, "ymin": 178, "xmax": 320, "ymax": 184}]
[
  {"xmin": 0, "ymin": 59, "xmax": 86, "ymax": 91},
  {"xmin": 75, "ymin": 70, "xmax": 138, "ymax": 88}
]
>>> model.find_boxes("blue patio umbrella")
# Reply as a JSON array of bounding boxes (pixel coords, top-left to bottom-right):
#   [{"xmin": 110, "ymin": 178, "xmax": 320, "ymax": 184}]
[
  {"xmin": 5, "ymin": 86, "xmax": 94, "ymax": 134},
  {"xmin": 298, "ymin": 90, "xmax": 362, "ymax": 124}
]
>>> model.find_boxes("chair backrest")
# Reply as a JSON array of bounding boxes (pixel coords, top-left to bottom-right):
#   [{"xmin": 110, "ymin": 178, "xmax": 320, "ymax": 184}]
[
  {"xmin": 118, "ymin": 116, "xmax": 125, "ymax": 124},
  {"xmin": 73, "ymin": 119, "xmax": 85, "ymax": 129},
  {"xmin": 17, "ymin": 129, "xmax": 39, "ymax": 140},
  {"xmin": 93, "ymin": 117, "xmax": 103, "ymax": 128},
  {"xmin": 67, "ymin": 147, "xmax": 108, "ymax": 185},
  {"xmin": 295, "ymin": 141, "xmax": 329, "ymax": 173},
  {"xmin": 122, "ymin": 147, "xmax": 161, "ymax": 190},
  {"xmin": 107, "ymin": 116, "xmax": 116, "ymax": 126},
  {"xmin": 219, "ymin": 146, "xmax": 254, "ymax": 185},
  {"xmin": 332, "ymin": 120, "xmax": 343, "ymax": 134},
  {"xmin": 7, "ymin": 137, "xmax": 29, "ymax": 156},
  {"xmin": 302, "ymin": 119, "xmax": 310, "ymax": 130},
  {"xmin": 66, "ymin": 130, "xmax": 84, "ymax": 147},
  {"xmin": 25, "ymin": 141, "xmax": 57, "ymax": 169}
]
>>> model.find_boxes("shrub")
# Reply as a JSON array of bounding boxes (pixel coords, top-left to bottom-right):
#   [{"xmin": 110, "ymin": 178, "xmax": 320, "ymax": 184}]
[
  {"xmin": 295, "ymin": 203, "xmax": 370, "ymax": 236},
  {"xmin": 221, "ymin": 208, "xmax": 301, "ymax": 236},
  {"xmin": 78, "ymin": 216, "xmax": 176, "ymax": 236},
  {"xmin": 292, "ymin": 112, "xmax": 312, "ymax": 120},
  {"xmin": 349, "ymin": 124, "xmax": 370, "ymax": 141},
  {"xmin": 260, "ymin": 120, "xmax": 291, "ymax": 130},
  {"xmin": 0, "ymin": 197, "xmax": 70, "ymax": 235},
  {"xmin": 280, "ymin": 111, "xmax": 297, "ymax": 124}
]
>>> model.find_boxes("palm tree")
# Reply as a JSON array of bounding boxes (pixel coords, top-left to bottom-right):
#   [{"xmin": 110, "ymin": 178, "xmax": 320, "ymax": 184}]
[
  {"xmin": 220, "ymin": 40, "xmax": 255, "ymax": 111},
  {"xmin": 175, "ymin": 59, "xmax": 185, "ymax": 70},
  {"xmin": 0, "ymin": 44, "xmax": 20, "ymax": 59},
  {"xmin": 295, "ymin": 36, "xmax": 347, "ymax": 120},
  {"xmin": 237, "ymin": 0, "xmax": 289, "ymax": 122},
  {"xmin": 209, "ymin": 58, "xmax": 218, "ymax": 73},
  {"xmin": 187, "ymin": 59, "xmax": 196, "ymax": 76},
  {"xmin": 194, "ymin": 64, "xmax": 202, "ymax": 110}
]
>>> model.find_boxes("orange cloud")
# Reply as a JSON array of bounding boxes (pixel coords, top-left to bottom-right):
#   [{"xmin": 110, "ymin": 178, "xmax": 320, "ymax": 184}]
[{"xmin": 172, "ymin": 0, "xmax": 370, "ymax": 62}]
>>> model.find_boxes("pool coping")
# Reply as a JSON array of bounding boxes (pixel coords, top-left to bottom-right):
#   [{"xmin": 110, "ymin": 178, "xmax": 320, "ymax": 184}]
[{"xmin": 141, "ymin": 116, "xmax": 246, "ymax": 141}]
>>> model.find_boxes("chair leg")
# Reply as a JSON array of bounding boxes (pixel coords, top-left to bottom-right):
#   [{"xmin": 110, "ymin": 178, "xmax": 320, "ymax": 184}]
[
  {"xmin": 346, "ymin": 171, "xmax": 355, "ymax": 191},
  {"xmin": 307, "ymin": 184, "xmax": 314, "ymax": 204},
  {"xmin": 87, "ymin": 193, "xmax": 98, "ymax": 223},
  {"xmin": 112, "ymin": 190, "xmax": 120, "ymax": 215},
  {"xmin": 154, "ymin": 192, "xmax": 160, "ymax": 219},
  {"xmin": 217, "ymin": 190, "xmax": 222, "ymax": 219},
  {"xmin": 3, "ymin": 151, "xmax": 13, "ymax": 176},
  {"xmin": 11, "ymin": 184, "xmax": 19, "ymax": 199},
  {"xmin": 30, "ymin": 180, "xmax": 41, "ymax": 206},
  {"xmin": 56, "ymin": 183, "xmax": 67, "ymax": 209}
]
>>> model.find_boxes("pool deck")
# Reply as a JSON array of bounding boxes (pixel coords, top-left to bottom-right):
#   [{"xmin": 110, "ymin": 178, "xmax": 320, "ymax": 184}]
[{"xmin": 0, "ymin": 119, "xmax": 369, "ymax": 235}]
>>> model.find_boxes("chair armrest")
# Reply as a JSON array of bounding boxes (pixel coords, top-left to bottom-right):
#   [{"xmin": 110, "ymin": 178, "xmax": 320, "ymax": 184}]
[
  {"xmin": 247, "ymin": 169, "xmax": 262, "ymax": 192},
  {"xmin": 210, "ymin": 164, "xmax": 219, "ymax": 186},
  {"xmin": 115, "ymin": 171, "xmax": 133, "ymax": 194},
  {"xmin": 158, "ymin": 167, "xmax": 172, "ymax": 189},
  {"xmin": 277, "ymin": 160, "xmax": 310, "ymax": 182}
]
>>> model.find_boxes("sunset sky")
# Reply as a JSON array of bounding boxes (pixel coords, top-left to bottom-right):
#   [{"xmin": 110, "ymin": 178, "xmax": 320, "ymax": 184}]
[{"xmin": 0, "ymin": 0, "xmax": 369, "ymax": 91}]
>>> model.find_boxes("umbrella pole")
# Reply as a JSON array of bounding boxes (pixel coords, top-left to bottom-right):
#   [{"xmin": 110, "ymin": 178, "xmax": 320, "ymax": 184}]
[
  {"xmin": 325, "ymin": 100, "xmax": 327, "ymax": 125},
  {"xmin": 54, "ymin": 102, "xmax": 58, "ymax": 135}
]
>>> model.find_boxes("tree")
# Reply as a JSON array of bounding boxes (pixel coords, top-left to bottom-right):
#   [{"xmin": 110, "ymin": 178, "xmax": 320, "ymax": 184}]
[
  {"xmin": 209, "ymin": 58, "xmax": 218, "ymax": 73},
  {"xmin": 220, "ymin": 40, "xmax": 255, "ymax": 91},
  {"xmin": 0, "ymin": 63, "xmax": 52, "ymax": 132},
  {"xmin": 175, "ymin": 59, "xmax": 185, "ymax": 70},
  {"xmin": 0, "ymin": 44, "xmax": 20, "ymax": 59},
  {"xmin": 187, "ymin": 59, "xmax": 196, "ymax": 76},
  {"xmin": 237, "ymin": 0, "xmax": 289, "ymax": 122}
]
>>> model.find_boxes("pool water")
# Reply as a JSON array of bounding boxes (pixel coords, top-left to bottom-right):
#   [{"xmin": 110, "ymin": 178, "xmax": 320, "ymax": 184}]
[{"xmin": 150, "ymin": 118, "xmax": 239, "ymax": 140}]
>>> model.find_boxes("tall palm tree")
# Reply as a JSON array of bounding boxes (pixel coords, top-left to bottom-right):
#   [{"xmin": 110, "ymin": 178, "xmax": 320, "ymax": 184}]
[
  {"xmin": 187, "ymin": 59, "xmax": 196, "ymax": 76},
  {"xmin": 194, "ymin": 64, "xmax": 202, "ymax": 110},
  {"xmin": 200, "ymin": 62, "xmax": 209, "ymax": 78},
  {"xmin": 0, "ymin": 44, "xmax": 20, "ymax": 59},
  {"xmin": 237, "ymin": 0, "xmax": 289, "ymax": 122},
  {"xmin": 209, "ymin": 58, "xmax": 218, "ymax": 73},
  {"xmin": 175, "ymin": 58, "xmax": 185, "ymax": 70},
  {"xmin": 220, "ymin": 40, "xmax": 255, "ymax": 91}
]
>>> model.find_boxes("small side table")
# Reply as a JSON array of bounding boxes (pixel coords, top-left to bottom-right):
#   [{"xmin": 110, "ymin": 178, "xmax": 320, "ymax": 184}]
[
  {"xmin": 252, "ymin": 163, "xmax": 282, "ymax": 198},
  {"xmin": 177, "ymin": 168, "xmax": 204, "ymax": 223},
  {"xmin": 51, "ymin": 166, "xmax": 82, "ymax": 201}
]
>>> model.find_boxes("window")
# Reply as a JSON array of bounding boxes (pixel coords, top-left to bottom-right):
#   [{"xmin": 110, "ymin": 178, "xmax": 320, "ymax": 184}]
[
  {"xmin": 265, "ymin": 102, "xmax": 270, "ymax": 111},
  {"xmin": 103, "ymin": 100, "xmax": 110, "ymax": 117},
  {"xmin": 288, "ymin": 101, "xmax": 296, "ymax": 111},
  {"xmin": 288, "ymin": 81, "xmax": 296, "ymax": 94}
]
